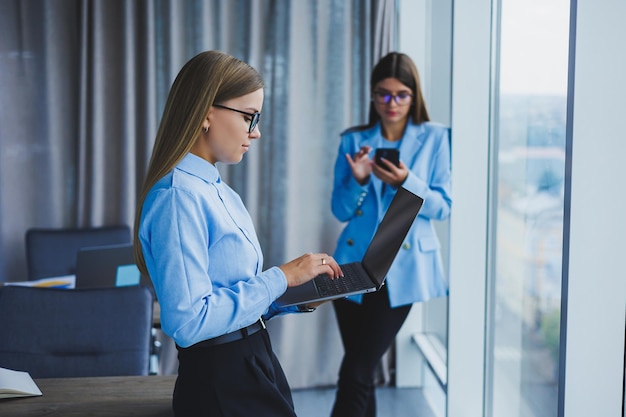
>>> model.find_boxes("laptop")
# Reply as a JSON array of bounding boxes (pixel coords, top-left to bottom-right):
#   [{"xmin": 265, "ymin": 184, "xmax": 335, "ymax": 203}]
[
  {"xmin": 75, "ymin": 243, "xmax": 150, "ymax": 289},
  {"xmin": 276, "ymin": 187, "xmax": 424, "ymax": 307}
]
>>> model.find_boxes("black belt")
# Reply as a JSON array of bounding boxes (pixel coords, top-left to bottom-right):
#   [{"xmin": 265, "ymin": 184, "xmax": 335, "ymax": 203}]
[{"xmin": 182, "ymin": 318, "xmax": 266, "ymax": 349}]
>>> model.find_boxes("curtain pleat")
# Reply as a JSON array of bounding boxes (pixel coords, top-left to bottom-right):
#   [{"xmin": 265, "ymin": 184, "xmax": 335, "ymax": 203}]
[
  {"xmin": 0, "ymin": 0, "xmax": 79, "ymax": 276},
  {"xmin": 374, "ymin": 0, "xmax": 396, "ymax": 61},
  {"xmin": 0, "ymin": 0, "xmax": 396, "ymax": 388}
]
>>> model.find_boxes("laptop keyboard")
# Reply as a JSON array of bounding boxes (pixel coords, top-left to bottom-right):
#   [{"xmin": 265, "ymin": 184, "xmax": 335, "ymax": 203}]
[{"xmin": 314, "ymin": 262, "xmax": 374, "ymax": 297}]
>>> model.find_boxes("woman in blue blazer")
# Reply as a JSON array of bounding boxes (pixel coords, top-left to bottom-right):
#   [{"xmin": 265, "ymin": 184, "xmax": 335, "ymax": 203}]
[{"xmin": 329, "ymin": 52, "xmax": 451, "ymax": 417}]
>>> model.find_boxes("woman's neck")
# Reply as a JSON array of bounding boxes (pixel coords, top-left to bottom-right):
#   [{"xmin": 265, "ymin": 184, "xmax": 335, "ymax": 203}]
[{"xmin": 380, "ymin": 120, "xmax": 407, "ymax": 142}]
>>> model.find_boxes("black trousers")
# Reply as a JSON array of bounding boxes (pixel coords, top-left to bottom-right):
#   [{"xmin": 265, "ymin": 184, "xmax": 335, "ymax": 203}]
[
  {"xmin": 330, "ymin": 287, "xmax": 412, "ymax": 417},
  {"xmin": 173, "ymin": 329, "xmax": 296, "ymax": 417}
]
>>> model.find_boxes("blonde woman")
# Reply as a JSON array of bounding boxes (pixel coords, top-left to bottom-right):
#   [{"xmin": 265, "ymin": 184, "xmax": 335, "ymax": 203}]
[{"xmin": 134, "ymin": 50, "xmax": 341, "ymax": 416}]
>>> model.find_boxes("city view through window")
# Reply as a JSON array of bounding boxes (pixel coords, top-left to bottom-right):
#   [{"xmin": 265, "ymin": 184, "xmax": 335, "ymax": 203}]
[{"xmin": 488, "ymin": 0, "xmax": 570, "ymax": 416}]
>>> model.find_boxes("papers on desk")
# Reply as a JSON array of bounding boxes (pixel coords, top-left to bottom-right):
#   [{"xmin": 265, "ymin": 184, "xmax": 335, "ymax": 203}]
[
  {"xmin": 0, "ymin": 367, "xmax": 42, "ymax": 399},
  {"xmin": 4, "ymin": 275, "xmax": 76, "ymax": 289}
]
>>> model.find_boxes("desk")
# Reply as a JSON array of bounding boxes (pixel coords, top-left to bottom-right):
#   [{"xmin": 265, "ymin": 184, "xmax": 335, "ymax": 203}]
[{"xmin": 0, "ymin": 375, "xmax": 176, "ymax": 416}]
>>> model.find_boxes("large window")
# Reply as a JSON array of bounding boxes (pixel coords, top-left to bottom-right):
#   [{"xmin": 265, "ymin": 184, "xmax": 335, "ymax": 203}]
[{"xmin": 486, "ymin": 1, "xmax": 571, "ymax": 416}]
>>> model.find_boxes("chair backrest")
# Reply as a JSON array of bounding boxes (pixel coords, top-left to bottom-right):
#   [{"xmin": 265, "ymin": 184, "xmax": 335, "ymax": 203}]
[
  {"xmin": 0, "ymin": 285, "xmax": 153, "ymax": 378},
  {"xmin": 25, "ymin": 225, "xmax": 131, "ymax": 280}
]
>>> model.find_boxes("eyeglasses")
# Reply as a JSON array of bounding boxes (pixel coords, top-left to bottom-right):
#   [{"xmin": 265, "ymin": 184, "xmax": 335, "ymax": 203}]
[
  {"xmin": 372, "ymin": 91, "xmax": 413, "ymax": 106},
  {"xmin": 213, "ymin": 104, "xmax": 261, "ymax": 133}
]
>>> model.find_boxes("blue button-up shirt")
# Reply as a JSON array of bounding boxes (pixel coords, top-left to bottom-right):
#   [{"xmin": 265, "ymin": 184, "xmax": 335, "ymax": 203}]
[{"xmin": 139, "ymin": 153, "xmax": 292, "ymax": 348}]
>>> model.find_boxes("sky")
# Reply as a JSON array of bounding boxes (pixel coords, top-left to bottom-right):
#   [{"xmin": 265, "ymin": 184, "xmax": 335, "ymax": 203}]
[{"xmin": 499, "ymin": 0, "xmax": 571, "ymax": 95}]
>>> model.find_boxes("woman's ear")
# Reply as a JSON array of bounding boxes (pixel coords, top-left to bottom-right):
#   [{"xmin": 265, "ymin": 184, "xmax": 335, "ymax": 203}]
[
  {"xmin": 202, "ymin": 115, "xmax": 210, "ymax": 133},
  {"xmin": 202, "ymin": 109, "xmax": 214, "ymax": 132}
]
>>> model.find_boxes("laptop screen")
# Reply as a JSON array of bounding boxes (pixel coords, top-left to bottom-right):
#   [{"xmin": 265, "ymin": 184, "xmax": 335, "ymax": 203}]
[
  {"xmin": 76, "ymin": 243, "xmax": 140, "ymax": 289},
  {"xmin": 361, "ymin": 187, "xmax": 424, "ymax": 287}
]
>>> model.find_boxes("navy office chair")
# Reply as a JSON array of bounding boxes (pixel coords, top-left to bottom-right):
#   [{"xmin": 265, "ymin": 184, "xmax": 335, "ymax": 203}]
[
  {"xmin": 0, "ymin": 285, "xmax": 153, "ymax": 378},
  {"xmin": 25, "ymin": 225, "xmax": 131, "ymax": 280}
]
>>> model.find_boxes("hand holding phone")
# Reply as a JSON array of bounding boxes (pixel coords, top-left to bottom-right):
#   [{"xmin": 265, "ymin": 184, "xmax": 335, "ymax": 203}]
[{"xmin": 374, "ymin": 148, "xmax": 400, "ymax": 171}]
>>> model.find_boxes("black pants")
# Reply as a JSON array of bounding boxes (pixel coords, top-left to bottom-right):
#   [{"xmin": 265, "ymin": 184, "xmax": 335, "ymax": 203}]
[
  {"xmin": 330, "ymin": 287, "xmax": 412, "ymax": 417},
  {"xmin": 173, "ymin": 329, "xmax": 296, "ymax": 417}
]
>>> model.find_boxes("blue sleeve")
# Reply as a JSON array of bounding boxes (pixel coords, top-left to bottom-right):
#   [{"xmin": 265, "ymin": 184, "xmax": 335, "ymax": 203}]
[
  {"xmin": 331, "ymin": 134, "xmax": 370, "ymax": 222},
  {"xmin": 140, "ymin": 185, "xmax": 289, "ymax": 348}
]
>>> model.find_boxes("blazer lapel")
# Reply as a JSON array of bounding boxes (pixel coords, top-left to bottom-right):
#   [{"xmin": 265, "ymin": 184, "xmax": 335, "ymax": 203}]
[{"xmin": 398, "ymin": 123, "xmax": 427, "ymax": 167}]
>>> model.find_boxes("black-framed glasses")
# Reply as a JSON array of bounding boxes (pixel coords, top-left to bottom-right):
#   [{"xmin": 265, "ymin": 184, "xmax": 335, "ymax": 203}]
[
  {"xmin": 372, "ymin": 91, "xmax": 413, "ymax": 106},
  {"xmin": 213, "ymin": 104, "xmax": 261, "ymax": 133}
]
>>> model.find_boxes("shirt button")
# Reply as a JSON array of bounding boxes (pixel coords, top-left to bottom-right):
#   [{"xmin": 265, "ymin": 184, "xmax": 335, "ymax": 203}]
[
  {"xmin": 402, "ymin": 242, "xmax": 411, "ymax": 250},
  {"xmin": 356, "ymin": 209, "xmax": 363, "ymax": 216},
  {"xmin": 347, "ymin": 239, "xmax": 354, "ymax": 246}
]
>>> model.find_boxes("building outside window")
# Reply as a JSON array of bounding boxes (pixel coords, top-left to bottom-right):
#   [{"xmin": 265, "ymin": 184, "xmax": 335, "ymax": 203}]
[{"xmin": 486, "ymin": 1, "xmax": 571, "ymax": 416}]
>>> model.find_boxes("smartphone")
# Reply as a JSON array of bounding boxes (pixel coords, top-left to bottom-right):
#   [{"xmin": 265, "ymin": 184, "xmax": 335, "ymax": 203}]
[{"xmin": 374, "ymin": 148, "xmax": 400, "ymax": 170}]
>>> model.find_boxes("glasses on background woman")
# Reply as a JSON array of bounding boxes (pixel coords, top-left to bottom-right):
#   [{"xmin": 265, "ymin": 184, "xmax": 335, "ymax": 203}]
[{"xmin": 372, "ymin": 90, "xmax": 413, "ymax": 106}]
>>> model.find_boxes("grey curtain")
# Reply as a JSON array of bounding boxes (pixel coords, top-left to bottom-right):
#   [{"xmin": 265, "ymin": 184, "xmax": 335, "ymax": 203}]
[{"xmin": 0, "ymin": 0, "xmax": 396, "ymax": 388}]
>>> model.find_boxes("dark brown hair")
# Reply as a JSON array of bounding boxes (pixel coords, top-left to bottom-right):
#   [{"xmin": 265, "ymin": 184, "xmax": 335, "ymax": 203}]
[{"xmin": 363, "ymin": 52, "xmax": 430, "ymax": 128}]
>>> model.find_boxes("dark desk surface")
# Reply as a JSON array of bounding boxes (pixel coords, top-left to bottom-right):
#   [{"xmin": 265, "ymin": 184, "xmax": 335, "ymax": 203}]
[{"xmin": 0, "ymin": 375, "xmax": 176, "ymax": 416}]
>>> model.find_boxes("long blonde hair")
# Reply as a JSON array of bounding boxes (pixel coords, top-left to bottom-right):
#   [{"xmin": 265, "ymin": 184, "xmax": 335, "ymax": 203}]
[{"xmin": 133, "ymin": 51, "xmax": 264, "ymax": 275}]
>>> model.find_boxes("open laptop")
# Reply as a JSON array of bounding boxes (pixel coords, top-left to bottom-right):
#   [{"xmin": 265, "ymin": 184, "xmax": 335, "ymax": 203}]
[
  {"xmin": 276, "ymin": 187, "xmax": 424, "ymax": 308},
  {"xmin": 75, "ymin": 243, "xmax": 150, "ymax": 289}
]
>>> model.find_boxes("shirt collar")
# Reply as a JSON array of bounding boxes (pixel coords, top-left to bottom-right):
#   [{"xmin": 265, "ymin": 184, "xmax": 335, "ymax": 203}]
[{"xmin": 176, "ymin": 153, "xmax": 221, "ymax": 184}]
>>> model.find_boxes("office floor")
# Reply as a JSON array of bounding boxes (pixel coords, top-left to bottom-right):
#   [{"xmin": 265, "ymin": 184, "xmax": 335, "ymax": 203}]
[{"xmin": 292, "ymin": 385, "xmax": 438, "ymax": 417}]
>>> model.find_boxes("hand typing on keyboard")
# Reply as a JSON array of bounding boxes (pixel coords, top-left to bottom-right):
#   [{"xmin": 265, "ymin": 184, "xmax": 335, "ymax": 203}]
[{"xmin": 279, "ymin": 252, "xmax": 343, "ymax": 287}]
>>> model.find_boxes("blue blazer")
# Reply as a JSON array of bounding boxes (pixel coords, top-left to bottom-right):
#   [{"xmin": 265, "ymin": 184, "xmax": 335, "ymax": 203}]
[{"xmin": 331, "ymin": 121, "xmax": 452, "ymax": 307}]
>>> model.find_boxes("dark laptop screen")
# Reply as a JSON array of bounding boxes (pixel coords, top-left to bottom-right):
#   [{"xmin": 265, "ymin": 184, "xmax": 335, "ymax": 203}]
[{"xmin": 361, "ymin": 187, "xmax": 424, "ymax": 287}]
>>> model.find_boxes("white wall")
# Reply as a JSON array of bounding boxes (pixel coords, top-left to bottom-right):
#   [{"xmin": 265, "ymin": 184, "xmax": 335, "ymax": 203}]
[
  {"xmin": 446, "ymin": 0, "xmax": 492, "ymax": 415},
  {"xmin": 562, "ymin": 0, "xmax": 626, "ymax": 415}
]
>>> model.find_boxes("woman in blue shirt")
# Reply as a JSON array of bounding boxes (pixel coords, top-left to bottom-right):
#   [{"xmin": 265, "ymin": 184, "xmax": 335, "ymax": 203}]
[
  {"xmin": 329, "ymin": 52, "xmax": 452, "ymax": 417},
  {"xmin": 133, "ymin": 51, "xmax": 341, "ymax": 417}
]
